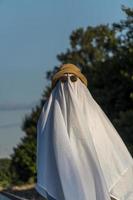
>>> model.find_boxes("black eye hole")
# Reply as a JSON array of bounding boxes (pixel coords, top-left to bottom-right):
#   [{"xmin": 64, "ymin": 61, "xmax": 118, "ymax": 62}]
[
  {"xmin": 60, "ymin": 76, "xmax": 68, "ymax": 83},
  {"xmin": 70, "ymin": 75, "xmax": 77, "ymax": 82}
]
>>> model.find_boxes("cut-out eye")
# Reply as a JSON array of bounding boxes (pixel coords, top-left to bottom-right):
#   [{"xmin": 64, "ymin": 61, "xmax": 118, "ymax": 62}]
[
  {"xmin": 60, "ymin": 76, "xmax": 68, "ymax": 83},
  {"xmin": 70, "ymin": 75, "xmax": 77, "ymax": 82}
]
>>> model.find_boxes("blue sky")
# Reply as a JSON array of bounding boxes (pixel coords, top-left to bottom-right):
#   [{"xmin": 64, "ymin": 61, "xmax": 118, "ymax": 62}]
[{"xmin": 0, "ymin": 0, "xmax": 132, "ymax": 158}]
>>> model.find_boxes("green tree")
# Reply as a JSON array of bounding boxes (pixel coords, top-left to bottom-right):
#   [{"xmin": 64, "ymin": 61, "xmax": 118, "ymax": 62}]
[
  {"xmin": 0, "ymin": 158, "xmax": 11, "ymax": 187},
  {"xmin": 46, "ymin": 6, "xmax": 133, "ymax": 154},
  {"xmin": 9, "ymin": 106, "xmax": 41, "ymax": 184}
]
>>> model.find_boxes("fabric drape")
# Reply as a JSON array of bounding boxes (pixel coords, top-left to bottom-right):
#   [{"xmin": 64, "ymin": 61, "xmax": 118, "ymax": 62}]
[{"xmin": 35, "ymin": 76, "xmax": 133, "ymax": 200}]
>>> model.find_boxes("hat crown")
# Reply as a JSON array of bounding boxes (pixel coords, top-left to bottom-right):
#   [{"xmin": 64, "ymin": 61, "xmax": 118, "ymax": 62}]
[{"xmin": 60, "ymin": 63, "xmax": 80, "ymax": 72}]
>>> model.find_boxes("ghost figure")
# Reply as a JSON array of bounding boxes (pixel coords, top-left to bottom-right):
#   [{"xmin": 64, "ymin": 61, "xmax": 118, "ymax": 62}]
[{"xmin": 35, "ymin": 64, "xmax": 133, "ymax": 200}]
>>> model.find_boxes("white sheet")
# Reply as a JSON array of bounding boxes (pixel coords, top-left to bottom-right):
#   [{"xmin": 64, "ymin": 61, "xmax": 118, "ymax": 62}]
[{"xmin": 35, "ymin": 75, "xmax": 133, "ymax": 200}]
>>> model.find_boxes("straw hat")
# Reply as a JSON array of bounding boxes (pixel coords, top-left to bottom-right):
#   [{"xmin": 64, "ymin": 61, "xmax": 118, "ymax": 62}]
[{"xmin": 51, "ymin": 63, "xmax": 88, "ymax": 88}]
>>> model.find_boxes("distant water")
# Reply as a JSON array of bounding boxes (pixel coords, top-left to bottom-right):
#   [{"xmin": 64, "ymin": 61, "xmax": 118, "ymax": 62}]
[{"xmin": 0, "ymin": 194, "xmax": 11, "ymax": 200}]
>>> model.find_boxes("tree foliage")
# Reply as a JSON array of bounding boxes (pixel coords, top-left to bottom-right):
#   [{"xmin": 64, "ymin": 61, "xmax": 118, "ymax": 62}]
[{"xmin": 0, "ymin": 158, "xmax": 11, "ymax": 187}]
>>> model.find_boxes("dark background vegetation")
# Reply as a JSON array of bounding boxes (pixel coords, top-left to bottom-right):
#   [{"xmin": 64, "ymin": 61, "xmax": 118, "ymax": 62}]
[{"xmin": 0, "ymin": 6, "xmax": 133, "ymax": 188}]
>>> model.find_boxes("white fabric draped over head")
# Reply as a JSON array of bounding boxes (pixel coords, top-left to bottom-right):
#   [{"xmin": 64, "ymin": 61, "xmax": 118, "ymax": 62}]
[{"xmin": 35, "ymin": 75, "xmax": 133, "ymax": 200}]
